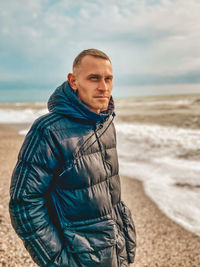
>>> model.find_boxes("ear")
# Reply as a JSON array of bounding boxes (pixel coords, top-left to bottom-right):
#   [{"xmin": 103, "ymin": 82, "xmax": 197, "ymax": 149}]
[{"xmin": 67, "ymin": 73, "xmax": 77, "ymax": 90}]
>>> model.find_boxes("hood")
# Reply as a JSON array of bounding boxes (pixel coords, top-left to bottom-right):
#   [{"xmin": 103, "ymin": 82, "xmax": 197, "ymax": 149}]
[{"xmin": 48, "ymin": 81, "xmax": 115, "ymax": 124}]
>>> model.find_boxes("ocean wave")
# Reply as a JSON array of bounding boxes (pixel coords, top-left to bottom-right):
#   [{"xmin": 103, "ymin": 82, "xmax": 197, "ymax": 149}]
[
  {"xmin": 115, "ymin": 122, "xmax": 200, "ymax": 236},
  {"xmin": 0, "ymin": 108, "xmax": 47, "ymax": 123}
]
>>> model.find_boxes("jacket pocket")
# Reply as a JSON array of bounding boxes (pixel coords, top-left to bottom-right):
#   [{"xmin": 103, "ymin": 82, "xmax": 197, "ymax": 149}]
[
  {"xmin": 63, "ymin": 218, "xmax": 118, "ymax": 266},
  {"xmin": 120, "ymin": 201, "xmax": 136, "ymax": 264}
]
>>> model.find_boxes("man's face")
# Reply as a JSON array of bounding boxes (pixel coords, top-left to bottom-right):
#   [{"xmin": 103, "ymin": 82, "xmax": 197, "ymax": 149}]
[{"xmin": 68, "ymin": 55, "xmax": 113, "ymax": 114}]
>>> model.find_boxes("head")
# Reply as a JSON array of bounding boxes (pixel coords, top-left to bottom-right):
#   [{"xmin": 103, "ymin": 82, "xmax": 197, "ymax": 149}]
[{"xmin": 68, "ymin": 49, "xmax": 113, "ymax": 114}]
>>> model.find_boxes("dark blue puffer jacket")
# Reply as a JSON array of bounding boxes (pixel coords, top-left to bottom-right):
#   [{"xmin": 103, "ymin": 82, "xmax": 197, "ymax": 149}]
[{"xmin": 9, "ymin": 81, "xmax": 136, "ymax": 267}]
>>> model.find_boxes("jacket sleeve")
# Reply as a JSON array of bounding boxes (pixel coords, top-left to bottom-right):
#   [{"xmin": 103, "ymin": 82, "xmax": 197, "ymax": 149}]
[
  {"xmin": 9, "ymin": 124, "xmax": 69, "ymax": 267},
  {"xmin": 121, "ymin": 201, "xmax": 136, "ymax": 264}
]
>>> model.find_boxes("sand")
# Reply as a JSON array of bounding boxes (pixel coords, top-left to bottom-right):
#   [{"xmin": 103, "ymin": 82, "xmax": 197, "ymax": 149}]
[
  {"xmin": 121, "ymin": 178, "xmax": 200, "ymax": 267},
  {"xmin": 0, "ymin": 124, "xmax": 200, "ymax": 267}
]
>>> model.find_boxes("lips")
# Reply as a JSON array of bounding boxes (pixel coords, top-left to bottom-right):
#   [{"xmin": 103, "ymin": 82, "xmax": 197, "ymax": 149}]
[{"xmin": 94, "ymin": 96, "xmax": 109, "ymax": 99}]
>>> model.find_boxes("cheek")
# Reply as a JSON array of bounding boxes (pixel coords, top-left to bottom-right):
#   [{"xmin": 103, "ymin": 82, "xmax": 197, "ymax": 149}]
[
  {"xmin": 108, "ymin": 88, "xmax": 113, "ymax": 95},
  {"xmin": 108, "ymin": 82, "xmax": 113, "ymax": 91},
  {"xmin": 79, "ymin": 88, "xmax": 93, "ymax": 100}
]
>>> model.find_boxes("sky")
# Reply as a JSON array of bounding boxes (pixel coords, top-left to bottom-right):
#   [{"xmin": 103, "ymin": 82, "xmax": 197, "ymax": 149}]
[{"xmin": 1, "ymin": 0, "xmax": 200, "ymax": 100}]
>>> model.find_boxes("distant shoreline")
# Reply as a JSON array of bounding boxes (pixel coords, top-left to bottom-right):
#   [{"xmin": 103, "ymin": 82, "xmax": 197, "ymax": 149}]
[{"xmin": 0, "ymin": 91, "xmax": 200, "ymax": 104}]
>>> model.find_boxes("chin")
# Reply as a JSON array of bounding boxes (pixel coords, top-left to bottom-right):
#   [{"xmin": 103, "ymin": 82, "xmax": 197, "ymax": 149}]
[
  {"xmin": 99, "ymin": 105, "xmax": 109, "ymax": 112},
  {"xmin": 98, "ymin": 101, "xmax": 109, "ymax": 109},
  {"xmin": 90, "ymin": 100, "xmax": 109, "ymax": 113}
]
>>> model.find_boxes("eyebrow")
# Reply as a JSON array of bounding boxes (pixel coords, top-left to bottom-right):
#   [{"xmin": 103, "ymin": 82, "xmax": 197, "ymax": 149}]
[{"xmin": 87, "ymin": 74, "xmax": 113, "ymax": 78}]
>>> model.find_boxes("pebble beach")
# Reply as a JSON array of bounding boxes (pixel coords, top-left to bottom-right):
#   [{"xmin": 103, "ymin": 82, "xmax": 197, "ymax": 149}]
[{"xmin": 0, "ymin": 123, "xmax": 200, "ymax": 266}]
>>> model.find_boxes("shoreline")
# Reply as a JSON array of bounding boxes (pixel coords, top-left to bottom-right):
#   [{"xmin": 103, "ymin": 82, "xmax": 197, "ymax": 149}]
[
  {"xmin": 121, "ymin": 176, "xmax": 200, "ymax": 266},
  {"xmin": 0, "ymin": 124, "xmax": 200, "ymax": 266}
]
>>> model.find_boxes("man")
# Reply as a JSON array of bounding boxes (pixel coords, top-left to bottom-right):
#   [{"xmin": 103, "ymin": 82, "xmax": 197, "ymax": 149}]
[{"xmin": 9, "ymin": 49, "xmax": 136, "ymax": 266}]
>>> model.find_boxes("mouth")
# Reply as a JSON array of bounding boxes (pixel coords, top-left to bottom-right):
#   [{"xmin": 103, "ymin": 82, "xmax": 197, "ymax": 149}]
[{"xmin": 94, "ymin": 96, "xmax": 109, "ymax": 99}]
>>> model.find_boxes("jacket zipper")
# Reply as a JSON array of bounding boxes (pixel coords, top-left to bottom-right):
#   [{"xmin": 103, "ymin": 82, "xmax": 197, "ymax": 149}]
[
  {"xmin": 59, "ymin": 113, "xmax": 115, "ymax": 177},
  {"xmin": 94, "ymin": 124, "xmax": 108, "ymax": 177}
]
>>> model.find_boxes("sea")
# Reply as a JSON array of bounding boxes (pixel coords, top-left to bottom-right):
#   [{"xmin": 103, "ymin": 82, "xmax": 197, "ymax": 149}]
[{"xmin": 0, "ymin": 93, "xmax": 200, "ymax": 237}]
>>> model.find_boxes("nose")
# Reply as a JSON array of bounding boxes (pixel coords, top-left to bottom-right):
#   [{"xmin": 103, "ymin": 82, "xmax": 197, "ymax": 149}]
[{"xmin": 98, "ymin": 79, "xmax": 108, "ymax": 91}]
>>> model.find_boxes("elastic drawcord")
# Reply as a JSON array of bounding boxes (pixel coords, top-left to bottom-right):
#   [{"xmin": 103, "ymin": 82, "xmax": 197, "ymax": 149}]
[{"xmin": 81, "ymin": 112, "xmax": 116, "ymax": 153}]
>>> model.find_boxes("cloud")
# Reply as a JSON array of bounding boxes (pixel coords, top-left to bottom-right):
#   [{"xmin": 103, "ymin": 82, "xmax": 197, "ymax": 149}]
[{"xmin": 0, "ymin": 0, "xmax": 200, "ymax": 93}]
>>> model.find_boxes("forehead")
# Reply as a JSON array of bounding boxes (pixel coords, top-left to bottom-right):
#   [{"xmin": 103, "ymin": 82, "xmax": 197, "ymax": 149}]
[{"xmin": 77, "ymin": 55, "xmax": 113, "ymax": 75}]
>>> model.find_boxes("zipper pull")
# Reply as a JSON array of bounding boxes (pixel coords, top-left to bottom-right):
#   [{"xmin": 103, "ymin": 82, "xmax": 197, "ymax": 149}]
[{"xmin": 94, "ymin": 123, "xmax": 103, "ymax": 131}]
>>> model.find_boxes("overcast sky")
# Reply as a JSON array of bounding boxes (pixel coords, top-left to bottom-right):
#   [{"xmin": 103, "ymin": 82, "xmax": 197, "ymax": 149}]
[{"xmin": 1, "ymin": 0, "xmax": 200, "ymax": 98}]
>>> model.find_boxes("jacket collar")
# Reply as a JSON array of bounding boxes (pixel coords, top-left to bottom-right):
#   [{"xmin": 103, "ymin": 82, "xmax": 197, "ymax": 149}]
[{"xmin": 48, "ymin": 81, "xmax": 115, "ymax": 124}]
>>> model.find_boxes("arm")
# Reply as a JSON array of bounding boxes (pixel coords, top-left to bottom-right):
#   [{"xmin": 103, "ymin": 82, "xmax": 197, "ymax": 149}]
[
  {"xmin": 9, "ymin": 124, "xmax": 69, "ymax": 266},
  {"xmin": 121, "ymin": 201, "xmax": 136, "ymax": 264}
]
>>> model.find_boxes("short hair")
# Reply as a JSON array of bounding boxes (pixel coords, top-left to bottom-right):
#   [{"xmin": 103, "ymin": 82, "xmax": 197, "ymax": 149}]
[{"xmin": 73, "ymin": 48, "xmax": 111, "ymax": 73}]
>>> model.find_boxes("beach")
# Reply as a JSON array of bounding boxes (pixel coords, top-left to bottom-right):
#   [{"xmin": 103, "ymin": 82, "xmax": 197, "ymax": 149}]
[
  {"xmin": 0, "ymin": 125, "xmax": 36, "ymax": 267},
  {"xmin": 122, "ymin": 177, "xmax": 200, "ymax": 266},
  {"xmin": 0, "ymin": 124, "xmax": 200, "ymax": 266}
]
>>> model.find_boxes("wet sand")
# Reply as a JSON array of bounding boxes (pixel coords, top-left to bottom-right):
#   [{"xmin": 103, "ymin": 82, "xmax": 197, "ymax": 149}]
[
  {"xmin": 121, "ymin": 177, "xmax": 200, "ymax": 266},
  {"xmin": 0, "ymin": 124, "xmax": 200, "ymax": 266}
]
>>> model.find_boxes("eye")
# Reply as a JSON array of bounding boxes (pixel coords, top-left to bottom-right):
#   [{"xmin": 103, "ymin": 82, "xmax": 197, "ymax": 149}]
[
  {"xmin": 105, "ymin": 77, "xmax": 112, "ymax": 81},
  {"xmin": 89, "ymin": 76, "xmax": 99, "ymax": 81}
]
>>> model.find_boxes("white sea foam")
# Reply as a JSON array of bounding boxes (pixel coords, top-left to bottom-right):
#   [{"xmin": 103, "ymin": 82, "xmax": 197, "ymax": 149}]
[
  {"xmin": 116, "ymin": 99, "xmax": 194, "ymax": 108},
  {"xmin": 115, "ymin": 122, "xmax": 200, "ymax": 236},
  {"xmin": 0, "ymin": 108, "xmax": 47, "ymax": 123},
  {"xmin": 19, "ymin": 129, "xmax": 29, "ymax": 135}
]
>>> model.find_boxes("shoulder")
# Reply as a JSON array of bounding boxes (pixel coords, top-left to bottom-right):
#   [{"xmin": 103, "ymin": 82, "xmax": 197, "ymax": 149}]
[
  {"xmin": 30, "ymin": 112, "xmax": 62, "ymax": 134},
  {"xmin": 29, "ymin": 112, "xmax": 89, "ymax": 137}
]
